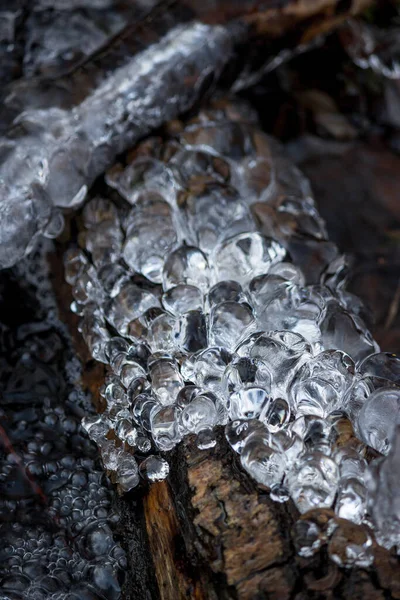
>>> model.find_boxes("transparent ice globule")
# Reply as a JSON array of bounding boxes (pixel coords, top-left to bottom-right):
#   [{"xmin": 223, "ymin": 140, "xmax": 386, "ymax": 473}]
[{"xmin": 64, "ymin": 98, "xmax": 400, "ymax": 555}]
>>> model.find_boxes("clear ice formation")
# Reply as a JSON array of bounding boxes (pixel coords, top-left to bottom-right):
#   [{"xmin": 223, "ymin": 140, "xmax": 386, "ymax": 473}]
[
  {"xmin": 64, "ymin": 97, "xmax": 400, "ymax": 555},
  {"xmin": 0, "ymin": 21, "xmax": 236, "ymax": 269}
]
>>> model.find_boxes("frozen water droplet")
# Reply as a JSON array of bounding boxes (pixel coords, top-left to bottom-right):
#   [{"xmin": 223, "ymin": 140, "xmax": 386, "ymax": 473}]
[
  {"xmin": 229, "ymin": 387, "xmax": 270, "ymax": 420},
  {"xmin": 206, "ymin": 280, "xmax": 247, "ymax": 309},
  {"xmin": 250, "ymin": 330, "xmax": 312, "ymax": 399},
  {"xmin": 270, "ymin": 483, "xmax": 290, "ymax": 503},
  {"xmin": 225, "ymin": 418, "xmax": 266, "ymax": 454},
  {"xmin": 116, "ymin": 452, "xmax": 139, "ymax": 492},
  {"xmin": 149, "ymin": 355, "xmax": 184, "ymax": 406},
  {"xmin": 193, "ymin": 346, "xmax": 232, "ymax": 392},
  {"xmin": 214, "ymin": 232, "xmax": 285, "ymax": 286},
  {"xmin": 150, "ymin": 405, "xmax": 182, "ymax": 451},
  {"xmin": 162, "ymin": 245, "xmax": 211, "ymax": 292},
  {"xmin": 173, "ymin": 310, "xmax": 208, "ymax": 353},
  {"xmin": 209, "ymin": 301, "xmax": 256, "ymax": 352},
  {"xmin": 139, "ymin": 455, "xmax": 170, "ymax": 482},
  {"xmin": 290, "ymin": 350, "xmax": 355, "ymax": 417},
  {"xmin": 357, "ymin": 387, "xmax": 400, "ymax": 454},
  {"xmin": 180, "ymin": 393, "xmax": 219, "ymax": 434},
  {"xmin": 287, "ymin": 452, "xmax": 339, "ymax": 513},
  {"xmin": 162, "ymin": 284, "xmax": 203, "ymax": 316},
  {"xmin": 241, "ymin": 430, "xmax": 288, "ymax": 488}
]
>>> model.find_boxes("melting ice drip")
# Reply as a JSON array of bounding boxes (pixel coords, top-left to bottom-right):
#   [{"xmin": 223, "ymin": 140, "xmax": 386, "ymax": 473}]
[{"xmin": 64, "ymin": 99, "xmax": 400, "ymax": 558}]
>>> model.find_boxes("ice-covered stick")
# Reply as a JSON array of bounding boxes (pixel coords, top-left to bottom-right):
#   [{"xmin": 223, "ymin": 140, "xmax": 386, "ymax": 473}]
[{"xmin": 0, "ymin": 0, "xmax": 373, "ymax": 270}]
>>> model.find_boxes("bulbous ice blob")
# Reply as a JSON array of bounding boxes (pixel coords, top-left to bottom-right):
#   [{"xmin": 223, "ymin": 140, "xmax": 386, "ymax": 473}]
[
  {"xmin": 250, "ymin": 276, "xmax": 323, "ymax": 346},
  {"xmin": 172, "ymin": 310, "xmax": 208, "ymax": 353},
  {"xmin": 182, "ymin": 182, "xmax": 255, "ymax": 252},
  {"xmin": 139, "ymin": 455, "xmax": 170, "ymax": 482},
  {"xmin": 290, "ymin": 350, "xmax": 355, "ymax": 417},
  {"xmin": 287, "ymin": 452, "xmax": 339, "ymax": 513},
  {"xmin": 104, "ymin": 282, "xmax": 160, "ymax": 336},
  {"xmin": 214, "ymin": 232, "xmax": 286, "ymax": 286},
  {"xmin": 206, "ymin": 280, "xmax": 247, "ymax": 309},
  {"xmin": 123, "ymin": 194, "xmax": 177, "ymax": 283},
  {"xmin": 344, "ymin": 352, "xmax": 400, "ymax": 425},
  {"xmin": 335, "ymin": 478, "xmax": 367, "ymax": 524},
  {"xmin": 259, "ymin": 397, "xmax": 290, "ymax": 432},
  {"xmin": 148, "ymin": 356, "xmax": 184, "ymax": 405},
  {"xmin": 240, "ymin": 431, "xmax": 288, "ymax": 488},
  {"xmin": 320, "ymin": 300, "xmax": 379, "ymax": 364},
  {"xmin": 357, "ymin": 387, "xmax": 400, "ymax": 454},
  {"xmin": 162, "ymin": 284, "xmax": 203, "ymax": 316},
  {"xmin": 148, "ymin": 312, "xmax": 176, "ymax": 353},
  {"xmin": 225, "ymin": 418, "xmax": 266, "ymax": 454},
  {"xmin": 250, "ymin": 330, "xmax": 312, "ymax": 399},
  {"xmin": 367, "ymin": 424, "xmax": 400, "ymax": 549},
  {"xmin": 116, "ymin": 452, "xmax": 140, "ymax": 492},
  {"xmin": 269, "ymin": 261, "xmax": 305, "ymax": 285},
  {"xmin": 223, "ymin": 356, "xmax": 271, "ymax": 396},
  {"xmin": 229, "ymin": 387, "xmax": 270, "ymax": 420},
  {"xmin": 162, "ymin": 245, "xmax": 211, "ymax": 292},
  {"xmin": 209, "ymin": 301, "xmax": 256, "ymax": 352},
  {"xmin": 180, "ymin": 393, "xmax": 219, "ymax": 434},
  {"xmin": 150, "ymin": 405, "xmax": 182, "ymax": 451},
  {"xmin": 359, "ymin": 352, "xmax": 400, "ymax": 383},
  {"xmin": 193, "ymin": 346, "xmax": 232, "ymax": 391}
]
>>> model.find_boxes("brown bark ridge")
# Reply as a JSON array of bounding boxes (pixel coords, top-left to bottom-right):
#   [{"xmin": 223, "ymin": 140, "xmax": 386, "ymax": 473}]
[{"xmin": 49, "ymin": 240, "xmax": 400, "ymax": 600}]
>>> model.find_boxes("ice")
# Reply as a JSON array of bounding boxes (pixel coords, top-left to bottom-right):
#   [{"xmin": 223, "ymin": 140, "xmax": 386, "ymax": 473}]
[
  {"xmin": 182, "ymin": 183, "xmax": 255, "ymax": 252},
  {"xmin": 259, "ymin": 397, "xmax": 290, "ymax": 432},
  {"xmin": 132, "ymin": 394, "xmax": 157, "ymax": 432},
  {"xmin": 0, "ymin": 22, "xmax": 236, "ymax": 268},
  {"xmin": 229, "ymin": 388, "xmax": 270, "ymax": 420},
  {"xmin": 269, "ymin": 261, "xmax": 305, "ymax": 285},
  {"xmin": 345, "ymin": 352, "xmax": 400, "ymax": 425},
  {"xmin": 148, "ymin": 355, "xmax": 184, "ymax": 406},
  {"xmin": 162, "ymin": 284, "xmax": 203, "ymax": 316},
  {"xmin": 139, "ymin": 455, "xmax": 170, "ymax": 482},
  {"xmin": 287, "ymin": 452, "xmax": 339, "ymax": 513},
  {"xmin": 148, "ymin": 312, "xmax": 176, "ymax": 353},
  {"xmin": 290, "ymin": 350, "xmax": 355, "ymax": 417},
  {"xmin": 180, "ymin": 392, "xmax": 219, "ymax": 434},
  {"xmin": 150, "ymin": 405, "xmax": 182, "ymax": 451},
  {"xmin": 104, "ymin": 282, "xmax": 160, "ymax": 336},
  {"xmin": 214, "ymin": 232, "xmax": 286, "ymax": 286},
  {"xmin": 57, "ymin": 95, "xmax": 398, "ymax": 555},
  {"xmin": 193, "ymin": 347, "xmax": 232, "ymax": 391},
  {"xmin": 209, "ymin": 301, "xmax": 256, "ymax": 351},
  {"xmin": 250, "ymin": 330, "xmax": 312, "ymax": 399},
  {"xmin": 249, "ymin": 276, "xmax": 323, "ymax": 345},
  {"xmin": 357, "ymin": 387, "xmax": 400, "ymax": 454},
  {"xmin": 320, "ymin": 300, "xmax": 379, "ymax": 364},
  {"xmin": 225, "ymin": 418, "xmax": 267, "ymax": 454},
  {"xmin": 116, "ymin": 452, "xmax": 140, "ymax": 492},
  {"xmin": 223, "ymin": 356, "xmax": 271, "ymax": 396},
  {"xmin": 240, "ymin": 429, "xmax": 288, "ymax": 488},
  {"xmin": 123, "ymin": 194, "xmax": 177, "ymax": 283},
  {"xmin": 162, "ymin": 245, "xmax": 211, "ymax": 292},
  {"xmin": 335, "ymin": 478, "xmax": 367, "ymax": 524},
  {"xmin": 206, "ymin": 280, "xmax": 247, "ymax": 309},
  {"xmin": 367, "ymin": 425, "xmax": 400, "ymax": 550},
  {"xmin": 173, "ymin": 310, "xmax": 208, "ymax": 353}
]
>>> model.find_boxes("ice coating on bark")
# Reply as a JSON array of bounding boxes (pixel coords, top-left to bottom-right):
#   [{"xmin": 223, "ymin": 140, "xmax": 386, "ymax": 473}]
[
  {"xmin": 0, "ymin": 22, "xmax": 235, "ymax": 269},
  {"xmin": 61, "ymin": 98, "xmax": 400, "ymax": 555}
]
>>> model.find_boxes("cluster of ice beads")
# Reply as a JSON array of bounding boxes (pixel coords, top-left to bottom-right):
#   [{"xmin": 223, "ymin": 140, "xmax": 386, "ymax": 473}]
[{"xmin": 65, "ymin": 99, "xmax": 400, "ymax": 554}]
